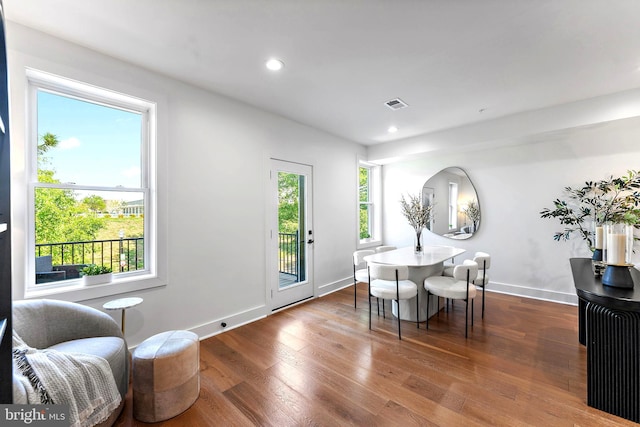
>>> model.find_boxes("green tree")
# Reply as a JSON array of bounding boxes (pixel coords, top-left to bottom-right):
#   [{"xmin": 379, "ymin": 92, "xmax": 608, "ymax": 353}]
[
  {"xmin": 82, "ymin": 195, "xmax": 107, "ymax": 215},
  {"xmin": 37, "ymin": 132, "xmax": 59, "ymax": 157}
]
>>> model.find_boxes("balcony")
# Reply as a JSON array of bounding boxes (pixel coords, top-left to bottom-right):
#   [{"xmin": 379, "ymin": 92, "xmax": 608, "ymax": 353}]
[
  {"xmin": 37, "ymin": 233, "xmax": 303, "ymax": 286},
  {"xmin": 278, "ymin": 231, "xmax": 305, "ymax": 288},
  {"xmin": 35, "ymin": 237, "xmax": 144, "ymax": 284}
]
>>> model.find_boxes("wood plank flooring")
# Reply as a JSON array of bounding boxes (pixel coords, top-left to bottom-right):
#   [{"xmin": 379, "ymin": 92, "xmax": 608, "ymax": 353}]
[{"xmin": 114, "ymin": 286, "xmax": 638, "ymax": 426}]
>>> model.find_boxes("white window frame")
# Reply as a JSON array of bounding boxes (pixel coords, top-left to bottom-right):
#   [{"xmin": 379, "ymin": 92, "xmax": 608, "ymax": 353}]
[
  {"xmin": 23, "ymin": 69, "xmax": 162, "ymax": 301},
  {"xmin": 448, "ymin": 181, "xmax": 458, "ymax": 230},
  {"xmin": 357, "ymin": 159, "xmax": 381, "ymax": 248}
]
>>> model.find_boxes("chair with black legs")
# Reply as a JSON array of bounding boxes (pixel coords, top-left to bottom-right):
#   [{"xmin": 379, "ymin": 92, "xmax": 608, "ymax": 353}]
[
  {"xmin": 424, "ymin": 260, "xmax": 478, "ymax": 338},
  {"xmin": 368, "ymin": 263, "xmax": 418, "ymax": 340},
  {"xmin": 472, "ymin": 252, "xmax": 491, "ymax": 319},
  {"xmin": 441, "ymin": 252, "xmax": 490, "ymax": 317},
  {"xmin": 353, "ymin": 250, "xmax": 375, "ymax": 308},
  {"xmin": 372, "ymin": 246, "xmax": 397, "ymax": 313}
]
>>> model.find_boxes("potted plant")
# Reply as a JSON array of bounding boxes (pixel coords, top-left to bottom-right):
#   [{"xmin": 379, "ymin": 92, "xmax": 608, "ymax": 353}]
[
  {"xmin": 81, "ymin": 264, "xmax": 113, "ymax": 286},
  {"xmin": 400, "ymin": 193, "xmax": 434, "ymax": 253},
  {"xmin": 540, "ymin": 170, "xmax": 640, "ymax": 251}
]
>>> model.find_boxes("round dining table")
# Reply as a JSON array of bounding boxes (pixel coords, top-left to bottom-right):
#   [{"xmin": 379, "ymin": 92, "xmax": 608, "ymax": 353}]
[{"xmin": 364, "ymin": 245, "xmax": 466, "ymax": 321}]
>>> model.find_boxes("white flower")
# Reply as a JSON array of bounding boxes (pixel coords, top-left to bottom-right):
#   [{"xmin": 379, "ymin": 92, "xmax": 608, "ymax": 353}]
[{"xmin": 400, "ymin": 193, "xmax": 433, "ymax": 233}]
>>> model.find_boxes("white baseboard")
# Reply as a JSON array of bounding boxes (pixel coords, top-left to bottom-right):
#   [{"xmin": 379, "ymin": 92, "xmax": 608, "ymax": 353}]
[
  {"xmin": 183, "ymin": 277, "xmax": 354, "ymax": 342},
  {"xmin": 317, "ymin": 276, "xmax": 353, "ymax": 296},
  {"xmin": 180, "ymin": 277, "xmax": 354, "ymax": 342},
  {"xmin": 190, "ymin": 304, "xmax": 268, "ymax": 341},
  {"xmin": 487, "ymin": 281, "xmax": 578, "ymax": 306}
]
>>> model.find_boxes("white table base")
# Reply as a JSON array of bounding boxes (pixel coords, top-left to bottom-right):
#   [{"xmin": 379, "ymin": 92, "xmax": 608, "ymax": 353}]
[{"xmin": 392, "ymin": 263, "xmax": 444, "ymax": 321}]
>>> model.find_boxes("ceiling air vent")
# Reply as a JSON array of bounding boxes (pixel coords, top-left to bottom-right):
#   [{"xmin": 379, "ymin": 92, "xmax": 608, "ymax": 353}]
[{"xmin": 384, "ymin": 98, "xmax": 408, "ymax": 111}]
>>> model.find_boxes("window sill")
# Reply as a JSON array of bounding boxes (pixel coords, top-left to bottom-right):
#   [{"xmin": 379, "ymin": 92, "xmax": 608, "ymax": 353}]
[
  {"xmin": 358, "ymin": 238, "xmax": 382, "ymax": 250},
  {"xmin": 23, "ymin": 273, "xmax": 165, "ymax": 303}
]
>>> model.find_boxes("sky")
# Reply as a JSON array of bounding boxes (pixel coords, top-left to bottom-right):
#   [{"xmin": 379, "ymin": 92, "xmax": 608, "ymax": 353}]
[{"xmin": 37, "ymin": 90, "xmax": 142, "ymax": 194}]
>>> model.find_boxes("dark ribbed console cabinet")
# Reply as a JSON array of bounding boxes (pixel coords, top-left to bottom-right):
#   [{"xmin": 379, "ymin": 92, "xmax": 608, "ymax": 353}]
[{"xmin": 570, "ymin": 258, "xmax": 640, "ymax": 423}]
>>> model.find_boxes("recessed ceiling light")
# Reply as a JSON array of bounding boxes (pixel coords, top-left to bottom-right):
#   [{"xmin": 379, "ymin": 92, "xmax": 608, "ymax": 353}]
[
  {"xmin": 388, "ymin": 126, "xmax": 398, "ymax": 133},
  {"xmin": 266, "ymin": 58, "xmax": 284, "ymax": 71}
]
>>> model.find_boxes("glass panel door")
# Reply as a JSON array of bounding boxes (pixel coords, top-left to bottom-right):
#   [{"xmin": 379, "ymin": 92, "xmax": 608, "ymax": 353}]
[{"xmin": 269, "ymin": 159, "xmax": 313, "ymax": 310}]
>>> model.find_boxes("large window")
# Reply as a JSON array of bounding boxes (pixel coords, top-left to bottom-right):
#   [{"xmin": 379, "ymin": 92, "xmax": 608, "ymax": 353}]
[
  {"xmin": 27, "ymin": 70, "xmax": 155, "ymax": 291},
  {"xmin": 358, "ymin": 161, "xmax": 381, "ymax": 245}
]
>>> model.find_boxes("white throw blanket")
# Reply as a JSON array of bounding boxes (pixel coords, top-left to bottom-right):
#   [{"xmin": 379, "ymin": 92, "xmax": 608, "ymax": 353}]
[{"xmin": 13, "ymin": 332, "xmax": 122, "ymax": 427}]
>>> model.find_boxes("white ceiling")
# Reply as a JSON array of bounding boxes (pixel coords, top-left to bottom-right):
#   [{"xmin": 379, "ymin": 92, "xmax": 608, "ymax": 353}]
[{"xmin": 5, "ymin": 0, "xmax": 640, "ymax": 146}]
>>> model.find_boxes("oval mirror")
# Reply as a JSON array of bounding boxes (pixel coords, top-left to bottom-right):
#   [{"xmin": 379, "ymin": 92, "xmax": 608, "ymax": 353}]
[{"xmin": 422, "ymin": 167, "xmax": 480, "ymax": 240}]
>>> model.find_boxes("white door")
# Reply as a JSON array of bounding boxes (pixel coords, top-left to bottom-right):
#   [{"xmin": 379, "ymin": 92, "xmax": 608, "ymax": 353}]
[{"xmin": 269, "ymin": 159, "xmax": 314, "ymax": 310}]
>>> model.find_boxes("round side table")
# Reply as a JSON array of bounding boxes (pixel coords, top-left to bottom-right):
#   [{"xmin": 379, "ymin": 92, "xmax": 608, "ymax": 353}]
[{"xmin": 103, "ymin": 297, "xmax": 143, "ymax": 334}]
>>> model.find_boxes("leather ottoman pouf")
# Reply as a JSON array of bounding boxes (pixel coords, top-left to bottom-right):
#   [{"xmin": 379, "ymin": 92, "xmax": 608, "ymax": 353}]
[{"xmin": 133, "ymin": 330, "xmax": 200, "ymax": 422}]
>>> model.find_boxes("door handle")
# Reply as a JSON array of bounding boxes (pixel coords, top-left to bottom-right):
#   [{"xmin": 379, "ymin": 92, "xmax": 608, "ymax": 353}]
[{"xmin": 307, "ymin": 239, "xmax": 314, "ymax": 244}]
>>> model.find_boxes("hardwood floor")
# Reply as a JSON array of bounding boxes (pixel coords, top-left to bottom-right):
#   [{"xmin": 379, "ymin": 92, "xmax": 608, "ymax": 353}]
[{"xmin": 114, "ymin": 287, "xmax": 637, "ymax": 426}]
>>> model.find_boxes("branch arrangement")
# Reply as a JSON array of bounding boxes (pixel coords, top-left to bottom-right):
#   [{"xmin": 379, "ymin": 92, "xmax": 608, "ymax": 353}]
[
  {"xmin": 540, "ymin": 170, "xmax": 640, "ymax": 249},
  {"xmin": 463, "ymin": 199, "xmax": 480, "ymax": 224},
  {"xmin": 400, "ymin": 193, "xmax": 433, "ymax": 233}
]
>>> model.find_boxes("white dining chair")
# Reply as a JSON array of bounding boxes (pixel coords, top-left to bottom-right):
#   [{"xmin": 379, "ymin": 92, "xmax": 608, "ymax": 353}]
[
  {"xmin": 353, "ymin": 250, "xmax": 375, "ymax": 308},
  {"xmin": 424, "ymin": 260, "xmax": 478, "ymax": 338},
  {"xmin": 472, "ymin": 252, "xmax": 491, "ymax": 319},
  {"xmin": 444, "ymin": 252, "xmax": 491, "ymax": 318},
  {"xmin": 368, "ymin": 263, "xmax": 418, "ymax": 340},
  {"xmin": 374, "ymin": 245, "xmax": 398, "ymax": 313},
  {"xmin": 442, "ymin": 255, "xmax": 460, "ymax": 277}
]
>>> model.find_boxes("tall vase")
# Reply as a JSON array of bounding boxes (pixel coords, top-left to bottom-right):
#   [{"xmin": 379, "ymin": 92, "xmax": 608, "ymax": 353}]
[
  {"xmin": 602, "ymin": 223, "xmax": 634, "ymax": 288},
  {"xmin": 592, "ymin": 222, "xmax": 605, "ymax": 276},
  {"xmin": 415, "ymin": 230, "xmax": 423, "ymax": 254},
  {"xmin": 604, "ymin": 223, "xmax": 633, "ymax": 266}
]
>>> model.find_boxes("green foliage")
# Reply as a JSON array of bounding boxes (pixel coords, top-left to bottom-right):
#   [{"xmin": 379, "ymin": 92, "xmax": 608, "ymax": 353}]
[
  {"xmin": 37, "ymin": 132, "xmax": 59, "ymax": 162},
  {"xmin": 35, "ymin": 189, "xmax": 105, "ymax": 244},
  {"xmin": 359, "ymin": 205, "xmax": 371, "ymax": 239},
  {"xmin": 540, "ymin": 170, "xmax": 640, "ymax": 249},
  {"xmin": 278, "ymin": 172, "xmax": 300, "ymax": 234},
  {"xmin": 359, "ymin": 167, "xmax": 369, "ymax": 203},
  {"xmin": 82, "ymin": 195, "xmax": 107, "ymax": 214},
  {"xmin": 81, "ymin": 264, "xmax": 112, "ymax": 276}
]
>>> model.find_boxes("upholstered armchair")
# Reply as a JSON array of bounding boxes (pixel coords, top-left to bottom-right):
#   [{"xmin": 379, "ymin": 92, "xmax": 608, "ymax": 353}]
[{"xmin": 12, "ymin": 299, "xmax": 129, "ymax": 426}]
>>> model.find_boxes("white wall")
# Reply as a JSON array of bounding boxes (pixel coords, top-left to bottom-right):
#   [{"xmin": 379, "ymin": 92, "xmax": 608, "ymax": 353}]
[
  {"xmin": 8, "ymin": 23, "xmax": 364, "ymax": 346},
  {"xmin": 377, "ymin": 111, "xmax": 640, "ymax": 305}
]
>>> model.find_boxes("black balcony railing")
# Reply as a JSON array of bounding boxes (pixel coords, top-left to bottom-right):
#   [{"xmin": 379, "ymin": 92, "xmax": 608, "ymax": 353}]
[
  {"xmin": 38, "ymin": 234, "xmax": 296, "ymax": 285},
  {"xmin": 278, "ymin": 231, "xmax": 299, "ymax": 281},
  {"xmin": 35, "ymin": 237, "xmax": 144, "ymax": 275}
]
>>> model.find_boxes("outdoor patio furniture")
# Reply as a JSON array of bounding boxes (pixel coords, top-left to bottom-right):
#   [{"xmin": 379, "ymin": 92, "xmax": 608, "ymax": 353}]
[{"xmin": 35, "ymin": 255, "xmax": 86, "ymax": 284}]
